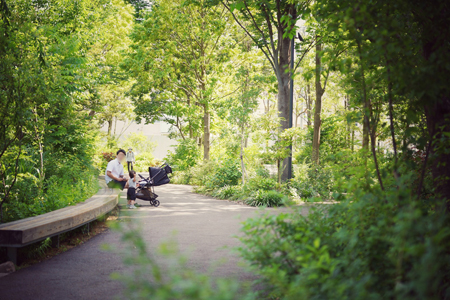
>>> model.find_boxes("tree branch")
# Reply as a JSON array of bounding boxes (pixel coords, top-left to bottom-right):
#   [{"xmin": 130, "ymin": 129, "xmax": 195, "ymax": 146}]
[{"xmin": 221, "ymin": 0, "xmax": 277, "ymax": 74}]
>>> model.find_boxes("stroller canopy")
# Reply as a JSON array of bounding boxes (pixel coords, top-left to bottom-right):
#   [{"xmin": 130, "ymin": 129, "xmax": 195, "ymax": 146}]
[{"xmin": 149, "ymin": 166, "xmax": 170, "ymax": 186}]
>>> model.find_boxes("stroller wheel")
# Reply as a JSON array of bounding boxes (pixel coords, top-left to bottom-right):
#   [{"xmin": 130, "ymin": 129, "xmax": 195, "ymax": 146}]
[{"xmin": 153, "ymin": 200, "xmax": 160, "ymax": 207}]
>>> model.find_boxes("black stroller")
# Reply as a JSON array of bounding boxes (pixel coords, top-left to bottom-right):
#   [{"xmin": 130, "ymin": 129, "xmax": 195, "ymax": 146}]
[{"xmin": 135, "ymin": 163, "xmax": 172, "ymax": 207}]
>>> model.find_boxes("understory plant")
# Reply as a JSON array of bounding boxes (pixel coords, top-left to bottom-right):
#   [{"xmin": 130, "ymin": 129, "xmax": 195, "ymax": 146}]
[
  {"xmin": 244, "ymin": 190, "xmax": 286, "ymax": 207},
  {"xmin": 238, "ymin": 182, "xmax": 450, "ymax": 299}
]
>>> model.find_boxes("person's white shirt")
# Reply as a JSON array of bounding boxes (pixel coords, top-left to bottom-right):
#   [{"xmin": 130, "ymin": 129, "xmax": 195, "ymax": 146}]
[{"xmin": 105, "ymin": 158, "xmax": 124, "ymax": 184}]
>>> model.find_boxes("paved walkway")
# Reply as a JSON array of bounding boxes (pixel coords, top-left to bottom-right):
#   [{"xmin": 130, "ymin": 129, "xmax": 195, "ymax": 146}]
[{"xmin": 0, "ymin": 184, "xmax": 309, "ymax": 300}]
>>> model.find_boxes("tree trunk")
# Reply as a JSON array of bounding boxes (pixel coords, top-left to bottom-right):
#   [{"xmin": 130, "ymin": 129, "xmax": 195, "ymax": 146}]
[
  {"xmin": 362, "ymin": 107, "xmax": 370, "ymax": 150},
  {"xmin": 107, "ymin": 119, "xmax": 112, "ymax": 136},
  {"xmin": 240, "ymin": 124, "xmax": 246, "ymax": 185},
  {"xmin": 306, "ymin": 84, "xmax": 312, "ymax": 126},
  {"xmin": 203, "ymin": 106, "xmax": 210, "ymax": 161},
  {"xmin": 312, "ymin": 39, "xmax": 323, "ymax": 165},
  {"xmin": 425, "ymin": 100, "xmax": 450, "ymax": 208},
  {"xmin": 345, "ymin": 95, "xmax": 351, "ymax": 148},
  {"xmin": 187, "ymin": 95, "xmax": 193, "ymax": 139},
  {"xmin": 278, "ymin": 30, "xmax": 293, "ymax": 182},
  {"xmin": 352, "ymin": 128, "xmax": 355, "ymax": 152}
]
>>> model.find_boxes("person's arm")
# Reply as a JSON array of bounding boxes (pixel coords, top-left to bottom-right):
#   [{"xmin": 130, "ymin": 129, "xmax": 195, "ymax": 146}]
[{"xmin": 107, "ymin": 170, "xmax": 125, "ymax": 181}]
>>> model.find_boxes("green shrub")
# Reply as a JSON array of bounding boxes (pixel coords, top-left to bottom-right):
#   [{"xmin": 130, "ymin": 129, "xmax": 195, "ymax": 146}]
[
  {"xmin": 189, "ymin": 160, "xmax": 218, "ymax": 187},
  {"xmin": 212, "ymin": 185, "xmax": 241, "ymax": 199},
  {"xmin": 255, "ymin": 166, "xmax": 270, "ymax": 178},
  {"xmin": 290, "ymin": 165, "xmax": 335, "ymax": 200},
  {"xmin": 244, "ymin": 190, "xmax": 286, "ymax": 207},
  {"xmin": 170, "ymin": 169, "xmax": 193, "ymax": 185},
  {"xmin": 238, "ymin": 186, "xmax": 450, "ymax": 299},
  {"xmin": 3, "ymin": 157, "xmax": 99, "ymax": 223},
  {"xmin": 245, "ymin": 176, "xmax": 277, "ymax": 191},
  {"xmin": 165, "ymin": 138, "xmax": 200, "ymax": 171},
  {"xmin": 133, "ymin": 152, "xmax": 155, "ymax": 172},
  {"xmin": 290, "ymin": 180, "xmax": 318, "ymax": 199},
  {"xmin": 203, "ymin": 158, "xmax": 241, "ymax": 189}
]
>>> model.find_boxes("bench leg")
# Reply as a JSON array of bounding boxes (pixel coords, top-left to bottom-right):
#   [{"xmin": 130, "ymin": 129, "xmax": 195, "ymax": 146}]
[
  {"xmin": 6, "ymin": 247, "xmax": 17, "ymax": 265},
  {"xmin": 51, "ymin": 235, "xmax": 60, "ymax": 248}
]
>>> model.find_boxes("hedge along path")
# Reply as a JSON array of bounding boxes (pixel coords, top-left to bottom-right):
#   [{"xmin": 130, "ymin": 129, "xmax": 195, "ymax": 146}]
[{"xmin": 0, "ymin": 176, "xmax": 120, "ymax": 264}]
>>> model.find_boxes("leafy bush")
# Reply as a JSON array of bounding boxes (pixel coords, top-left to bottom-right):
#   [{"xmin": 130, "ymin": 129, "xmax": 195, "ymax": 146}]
[
  {"xmin": 255, "ymin": 166, "xmax": 270, "ymax": 178},
  {"xmin": 165, "ymin": 138, "xmax": 200, "ymax": 171},
  {"xmin": 203, "ymin": 158, "xmax": 242, "ymax": 189},
  {"xmin": 170, "ymin": 169, "xmax": 194, "ymax": 185},
  {"xmin": 3, "ymin": 156, "xmax": 99, "ymax": 223},
  {"xmin": 244, "ymin": 190, "xmax": 286, "ymax": 207},
  {"xmin": 102, "ymin": 152, "xmax": 116, "ymax": 162},
  {"xmin": 189, "ymin": 160, "xmax": 218, "ymax": 187},
  {"xmin": 133, "ymin": 152, "xmax": 155, "ymax": 172},
  {"xmin": 290, "ymin": 165, "xmax": 335, "ymax": 200},
  {"xmin": 212, "ymin": 185, "xmax": 242, "ymax": 199},
  {"xmin": 238, "ymin": 186, "xmax": 450, "ymax": 299},
  {"xmin": 244, "ymin": 176, "xmax": 277, "ymax": 191}
]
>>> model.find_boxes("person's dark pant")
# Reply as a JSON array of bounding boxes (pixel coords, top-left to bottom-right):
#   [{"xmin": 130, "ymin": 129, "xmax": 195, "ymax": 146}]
[
  {"xmin": 107, "ymin": 179, "xmax": 126, "ymax": 190},
  {"xmin": 127, "ymin": 161, "xmax": 133, "ymax": 172},
  {"xmin": 127, "ymin": 187, "xmax": 136, "ymax": 200}
]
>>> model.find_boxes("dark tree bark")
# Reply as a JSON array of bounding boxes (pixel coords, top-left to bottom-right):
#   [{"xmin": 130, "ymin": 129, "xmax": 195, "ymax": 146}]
[
  {"xmin": 312, "ymin": 39, "xmax": 324, "ymax": 165},
  {"xmin": 410, "ymin": 0, "xmax": 450, "ymax": 209},
  {"xmin": 306, "ymin": 84, "xmax": 312, "ymax": 126}
]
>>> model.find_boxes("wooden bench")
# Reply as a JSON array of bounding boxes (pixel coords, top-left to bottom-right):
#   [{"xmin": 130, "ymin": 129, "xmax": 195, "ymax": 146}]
[{"xmin": 0, "ymin": 177, "xmax": 120, "ymax": 264}]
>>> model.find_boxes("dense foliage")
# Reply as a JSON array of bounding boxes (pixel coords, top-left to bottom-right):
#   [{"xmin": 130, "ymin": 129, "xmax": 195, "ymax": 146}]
[
  {"xmin": 114, "ymin": 0, "xmax": 450, "ymax": 299},
  {"xmin": 0, "ymin": 0, "xmax": 135, "ymax": 223},
  {"xmin": 1, "ymin": 0, "xmax": 449, "ymax": 298}
]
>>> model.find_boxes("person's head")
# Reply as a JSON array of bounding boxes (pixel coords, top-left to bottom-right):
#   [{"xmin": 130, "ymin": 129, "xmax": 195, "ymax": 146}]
[
  {"xmin": 129, "ymin": 170, "xmax": 136, "ymax": 179},
  {"xmin": 116, "ymin": 149, "xmax": 126, "ymax": 161},
  {"xmin": 128, "ymin": 147, "xmax": 132, "ymax": 152}
]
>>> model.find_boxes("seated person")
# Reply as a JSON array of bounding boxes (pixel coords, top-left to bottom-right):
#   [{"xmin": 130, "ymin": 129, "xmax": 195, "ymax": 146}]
[{"xmin": 105, "ymin": 149, "xmax": 129, "ymax": 190}]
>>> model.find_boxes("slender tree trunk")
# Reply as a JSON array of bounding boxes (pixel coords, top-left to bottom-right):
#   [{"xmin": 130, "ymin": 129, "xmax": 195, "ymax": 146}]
[
  {"xmin": 279, "ymin": 27, "xmax": 293, "ymax": 182},
  {"xmin": 176, "ymin": 116, "xmax": 185, "ymax": 140},
  {"xmin": 203, "ymin": 106, "xmax": 210, "ymax": 161},
  {"xmin": 107, "ymin": 119, "xmax": 112, "ymax": 136},
  {"xmin": 306, "ymin": 84, "xmax": 312, "ymax": 126},
  {"xmin": 187, "ymin": 95, "xmax": 193, "ymax": 139},
  {"xmin": 312, "ymin": 39, "xmax": 323, "ymax": 165},
  {"xmin": 33, "ymin": 109, "xmax": 45, "ymax": 184},
  {"xmin": 240, "ymin": 124, "xmax": 246, "ymax": 185},
  {"xmin": 345, "ymin": 95, "xmax": 351, "ymax": 148},
  {"xmin": 352, "ymin": 128, "xmax": 355, "ymax": 152},
  {"xmin": 362, "ymin": 108, "xmax": 370, "ymax": 149}
]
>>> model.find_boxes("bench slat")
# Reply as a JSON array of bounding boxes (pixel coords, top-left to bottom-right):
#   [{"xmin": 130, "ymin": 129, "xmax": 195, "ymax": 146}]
[{"xmin": 0, "ymin": 179, "xmax": 119, "ymax": 246}]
